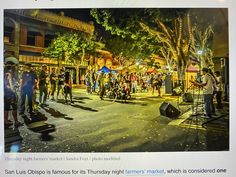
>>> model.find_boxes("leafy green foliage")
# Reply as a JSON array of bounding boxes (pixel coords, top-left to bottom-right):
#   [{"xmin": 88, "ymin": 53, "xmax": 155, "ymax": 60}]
[
  {"xmin": 90, "ymin": 9, "xmax": 161, "ymax": 61},
  {"xmin": 90, "ymin": 8, "xmax": 188, "ymax": 64},
  {"xmin": 43, "ymin": 32, "xmax": 96, "ymax": 64}
]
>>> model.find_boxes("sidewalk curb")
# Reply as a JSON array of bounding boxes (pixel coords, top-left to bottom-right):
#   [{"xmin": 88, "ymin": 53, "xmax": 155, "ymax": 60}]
[{"xmin": 168, "ymin": 109, "xmax": 193, "ymax": 126}]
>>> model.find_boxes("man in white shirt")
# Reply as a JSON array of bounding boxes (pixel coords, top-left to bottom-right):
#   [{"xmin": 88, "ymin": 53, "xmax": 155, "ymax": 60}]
[{"xmin": 191, "ymin": 68, "xmax": 214, "ymax": 118}]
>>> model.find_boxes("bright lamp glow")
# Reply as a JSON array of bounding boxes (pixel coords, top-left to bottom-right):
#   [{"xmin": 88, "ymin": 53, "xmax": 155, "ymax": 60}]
[{"xmin": 197, "ymin": 50, "xmax": 203, "ymax": 55}]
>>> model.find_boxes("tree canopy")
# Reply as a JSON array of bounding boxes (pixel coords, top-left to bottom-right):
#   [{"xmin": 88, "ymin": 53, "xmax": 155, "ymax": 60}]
[
  {"xmin": 43, "ymin": 32, "xmax": 96, "ymax": 65},
  {"xmin": 90, "ymin": 9, "xmax": 188, "ymax": 66}
]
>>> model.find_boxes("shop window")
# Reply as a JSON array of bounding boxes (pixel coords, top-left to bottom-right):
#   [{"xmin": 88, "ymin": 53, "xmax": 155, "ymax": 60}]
[
  {"xmin": 44, "ymin": 34, "xmax": 54, "ymax": 47},
  {"xmin": 27, "ymin": 27, "xmax": 42, "ymax": 46},
  {"xmin": 27, "ymin": 31, "xmax": 37, "ymax": 46}
]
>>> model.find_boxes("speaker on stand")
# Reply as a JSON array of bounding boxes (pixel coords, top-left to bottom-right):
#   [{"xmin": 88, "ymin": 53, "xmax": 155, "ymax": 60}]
[
  {"xmin": 183, "ymin": 92, "xmax": 193, "ymax": 103},
  {"xmin": 172, "ymin": 86, "xmax": 182, "ymax": 96}
]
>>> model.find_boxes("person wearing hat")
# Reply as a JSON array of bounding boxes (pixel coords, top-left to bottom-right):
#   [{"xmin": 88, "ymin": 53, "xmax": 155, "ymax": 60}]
[
  {"xmin": 20, "ymin": 63, "xmax": 37, "ymax": 115},
  {"xmin": 191, "ymin": 67, "xmax": 216, "ymax": 118}
]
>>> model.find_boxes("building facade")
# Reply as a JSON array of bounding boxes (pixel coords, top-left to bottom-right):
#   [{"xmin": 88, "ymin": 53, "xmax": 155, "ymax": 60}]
[{"xmin": 4, "ymin": 9, "xmax": 94, "ymax": 84}]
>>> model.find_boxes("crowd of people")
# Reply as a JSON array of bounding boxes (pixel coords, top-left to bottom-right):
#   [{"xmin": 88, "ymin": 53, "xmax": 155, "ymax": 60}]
[
  {"xmin": 19, "ymin": 64, "xmax": 74, "ymax": 111},
  {"xmin": 4, "ymin": 62, "xmax": 166, "ymax": 127},
  {"xmin": 84, "ymin": 70, "xmax": 164, "ymax": 100},
  {"xmin": 4, "ymin": 62, "xmax": 74, "ymax": 127},
  {"xmin": 4, "ymin": 60, "xmax": 224, "ymax": 127}
]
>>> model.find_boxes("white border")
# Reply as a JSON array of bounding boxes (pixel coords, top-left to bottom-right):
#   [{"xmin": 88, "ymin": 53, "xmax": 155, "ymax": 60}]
[{"xmin": 1, "ymin": 0, "xmax": 235, "ymax": 177}]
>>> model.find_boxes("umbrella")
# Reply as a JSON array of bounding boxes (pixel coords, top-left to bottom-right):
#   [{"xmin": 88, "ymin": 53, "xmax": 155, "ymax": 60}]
[
  {"xmin": 98, "ymin": 66, "xmax": 111, "ymax": 73},
  {"xmin": 146, "ymin": 68, "xmax": 157, "ymax": 74},
  {"xmin": 5, "ymin": 57, "xmax": 19, "ymax": 65},
  {"xmin": 186, "ymin": 64, "xmax": 199, "ymax": 72}
]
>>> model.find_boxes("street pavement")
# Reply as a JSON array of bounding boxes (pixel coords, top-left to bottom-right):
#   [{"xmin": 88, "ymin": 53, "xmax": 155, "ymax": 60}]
[{"xmin": 5, "ymin": 88, "xmax": 229, "ymax": 152}]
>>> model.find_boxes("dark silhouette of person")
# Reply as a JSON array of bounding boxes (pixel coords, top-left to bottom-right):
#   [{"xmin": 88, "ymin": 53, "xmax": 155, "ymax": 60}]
[{"xmin": 20, "ymin": 63, "xmax": 37, "ymax": 114}]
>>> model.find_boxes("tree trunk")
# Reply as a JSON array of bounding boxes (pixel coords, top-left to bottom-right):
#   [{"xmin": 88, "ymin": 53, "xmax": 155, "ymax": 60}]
[
  {"xmin": 58, "ymin": 57, "xmax": 62, "ymax": 73},
  {"xmin": 201, "ymin": 56, "xmax": 206, "ymax": 69},
  {"xmin": 76, "ymin": 61, "xmax": 80, "ymax": 85},
  {"xmin": 81, "ymin": 48, "xmax": 85, "ymax": 64},
  {"xmin": 177, "ymin": 65, "xmax": 186, "ymax": 92}
]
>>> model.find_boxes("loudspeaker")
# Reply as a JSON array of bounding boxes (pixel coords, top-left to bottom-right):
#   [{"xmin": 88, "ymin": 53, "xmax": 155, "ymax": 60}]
[
  {"xmin": 172, "ymin": 86, "xmax": 182, "ymax": 96},
  {"xmin": 159, "ymin": 102, "xmax": 180, "ymax": 118},
  {"xmin": 183, "ymin": 92, "xmax": 193, "ymax": 102}
]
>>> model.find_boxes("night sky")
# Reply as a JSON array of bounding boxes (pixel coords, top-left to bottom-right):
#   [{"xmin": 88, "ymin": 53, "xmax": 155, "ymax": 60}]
[
  {"xmin": 45, "ymin": 8, "xmax": 111, "ymax": 38},
  {"xmin": 45, "ymin": 8, "xmax": 228, "ymax": 34},
  {"xmin": 46, "ymin": 9, "xmax": 93, "ymax": 22}
]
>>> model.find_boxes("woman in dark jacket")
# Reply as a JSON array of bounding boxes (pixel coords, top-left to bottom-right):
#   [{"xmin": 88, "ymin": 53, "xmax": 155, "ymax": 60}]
[{"xmin": 64, "ymin": 70, "xmax": 73, "ymax": 104}]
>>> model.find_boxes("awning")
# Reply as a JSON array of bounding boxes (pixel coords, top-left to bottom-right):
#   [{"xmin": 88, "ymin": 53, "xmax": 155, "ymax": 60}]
[
  {"xmin": 186, "ymin": 64, "xmax": 199, "ymax": 72},
  {"xmin": 146, "ymin": 68, "xmax": 157, "ymax": 73}
]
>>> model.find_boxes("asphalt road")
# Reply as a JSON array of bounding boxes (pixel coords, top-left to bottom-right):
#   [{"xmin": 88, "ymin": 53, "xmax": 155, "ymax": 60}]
[{"xmin": 5, "ymin": 89, "xmax": 229, "ymax": 152}]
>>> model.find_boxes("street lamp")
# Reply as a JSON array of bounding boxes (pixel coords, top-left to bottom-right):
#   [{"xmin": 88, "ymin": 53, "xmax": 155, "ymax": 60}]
[
  {"xmin": 197, "ymin": 50, "xmax": 203, "ymax": 55},
  {"xmin": 197, "ymin": 50, "xmax": 203, "ymax": 69}
]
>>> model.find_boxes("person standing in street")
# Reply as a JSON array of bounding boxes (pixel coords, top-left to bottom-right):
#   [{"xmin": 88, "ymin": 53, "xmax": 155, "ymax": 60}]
[
  {"xmin": 156, "ymin": 75, "xmax": 163, "ymax": 97},
  {"xmin": 150, "ymin": 74, "xmax": 156, "ymax": 95},
  {"xmin": 85, "ymin": 71, "xmax": 92, "ymax": 94},
  {"xmin": 38, "ymin": 65, "xmax": 48, "ymax": 106},
  {"xmin": 32, "ymin": 67, "xmax": 39, "ymax": 111},
  {"xmin": 57, "ymin": 69, "xmax": 64, "ymax": 100},
  {"xmin": 99, "ymin": 71, "xmax": 106, "ymax": 100},
  {"xmin": 191, "ymin": 67, "xmax": 215, "ymax": 118},
  {"xmin": 208, "ymin": 69, "xmax": 217, "ymax": 114},
  {"xmin": 4, "ymin": 63, "xmax": 23, "ymax": 127},
  {"xmin": 91, "ymin": 70, "xmax": 97, "ymax": 93},
  {"xmin": 49, "ymin": 68, "xmax": 57, "ymax": 100},
  {"xmin": 64, "ymin": 70, "xmax": 73, "ymax": 104},
  {"xmin": 215, "ymin": 71, "xmax": 223, "ymax": 109},
  {"xmin": 20, "ymin": 63, "xmax": 37, "ymax": 115}
]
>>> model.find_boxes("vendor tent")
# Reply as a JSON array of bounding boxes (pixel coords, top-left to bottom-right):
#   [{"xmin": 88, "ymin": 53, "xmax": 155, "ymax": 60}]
[
  {"xmin": 98, "ymin": 66, "xmax": 110, "ymax": 73},
  {"xmin": 97, "ymin": 66, "xmax": 117, "ymax": 74},
  {"xmin": 146, "ymin": 68, "xmax": 157, "ymax": 74},
  {"xmin": 186, "ymin": 64, "xmax": 199, "ymax": 72}
]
